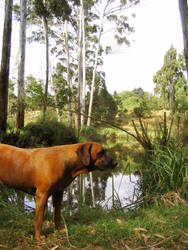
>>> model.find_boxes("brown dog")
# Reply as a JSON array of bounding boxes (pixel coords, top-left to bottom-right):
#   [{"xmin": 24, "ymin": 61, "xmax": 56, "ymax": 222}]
[{"xmin": 0, "ymin": 141, "xmax": 117, "ymax": 240}]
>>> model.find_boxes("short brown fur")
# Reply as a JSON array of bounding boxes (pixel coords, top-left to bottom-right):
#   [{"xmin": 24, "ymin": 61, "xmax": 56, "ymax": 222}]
[{"xmin": 0, "ymin": 141, "xmax": 117, "ymax": 240}]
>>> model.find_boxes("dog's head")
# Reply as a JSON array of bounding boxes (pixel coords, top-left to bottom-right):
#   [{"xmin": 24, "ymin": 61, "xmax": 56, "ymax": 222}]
[{"xmin": 76, "ymin": 141, "xmax": 117, "ymax": 171}]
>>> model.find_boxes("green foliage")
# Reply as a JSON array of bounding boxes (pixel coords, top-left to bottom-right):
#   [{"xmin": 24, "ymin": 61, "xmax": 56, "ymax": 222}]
[
  {"xmin": 133, "ymin": 96, "xmax": 151, "ymax": 117},
  {"xmin": 33, "ymin": 0, "xmax": 71, "ymax": 19},
  {"xmin": 153, "ymin": 46, "xmax": 186, "ymax": 111},
  {"xmin": 175, "ymin": 87, "xmax": 188, "ymax": 113},
  {"xmin": 114, "ymin": 89, "xmax": 156, "ymax": 119},
  {"xmin": 115, "ymin": 90, "xmax": 141, "ymax": 113},
  {"xmin": 35, "ymin": 110, "xmax": 58, "ymax": 123},
  {"xmin": 52, "ymin": 63, "xmax": 73, "ymax": 114},
  {"xmin": 23, "ymin": 120, "xmax": 77, "ymax": 147},
  {"xmin": 25, "ymin": 75, "xmax": 53, "ymax": 111},
  {"xmin": 0, "ymin": 120, "xmax": 77, "ymax": 148},
  {"xmin": 91, "ymin": 83, "xmax": 118, "ymax": 122},
  {"xmin": 141, "ymin": 142, "xmax": 188, "ymax": 200}
]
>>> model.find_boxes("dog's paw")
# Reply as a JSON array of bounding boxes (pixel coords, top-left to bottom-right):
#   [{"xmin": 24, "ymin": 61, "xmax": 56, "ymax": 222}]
[{"xmin": 35, "ymin": 234, "xmax": 46, "ymax": 241}]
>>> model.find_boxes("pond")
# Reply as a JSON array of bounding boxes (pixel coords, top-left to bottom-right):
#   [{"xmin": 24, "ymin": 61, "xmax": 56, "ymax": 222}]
[
  {"xmin": 25, "ymin": 171, "xmax": 141, "ymax": 211},
  {"xmin": 104, "ymin": 173, "xmax": 141, "ymax": 209}
]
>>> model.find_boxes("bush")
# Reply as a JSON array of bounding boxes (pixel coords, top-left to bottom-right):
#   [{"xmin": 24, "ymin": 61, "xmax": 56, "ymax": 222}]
[
  {"xmin": 23, "ymin": 120, "xmax": 77, "ymax": 147},
  {"xmin": 0, "ymin": 121, "xmax": 77, "ymax": 148},
  {"xmin": 0, "ymin": 132, "xmax": 23, "ymax": 147}
]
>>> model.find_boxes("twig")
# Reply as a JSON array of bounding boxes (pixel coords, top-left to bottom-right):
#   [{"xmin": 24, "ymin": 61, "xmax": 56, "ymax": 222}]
[
  {"xmin": 148, "ymin": 235, "xmax": 174, "ymax": 249},
  {"xmin": 62, "ymin": 214, "xmax": 77, "ymax": 249},
  {"xmin": 134, "ymin": 236, "xmax": 174, "ymax": 249},
  {"xmin": 121, "ymin": 198, "xmax": 143, "ymax": 210},
  {"xmin": 139, "ymin": 118, "xmax": 151, "ymax": 146},
  {"xmin": 167, "ymin": 116, "xmax": 174, "ymax": 142}
]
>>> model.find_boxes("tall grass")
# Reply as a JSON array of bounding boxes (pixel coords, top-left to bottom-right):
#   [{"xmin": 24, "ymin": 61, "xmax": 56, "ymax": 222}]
[{"xmin": 141, "ymin": 142, "xmax": 188, "ymax": 201}]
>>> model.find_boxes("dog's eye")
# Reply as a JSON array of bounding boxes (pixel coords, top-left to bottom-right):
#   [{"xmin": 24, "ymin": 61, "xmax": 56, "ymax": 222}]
[{"xmin": 97, "ymin": 149, "xmax": 105, "ymax": 157}]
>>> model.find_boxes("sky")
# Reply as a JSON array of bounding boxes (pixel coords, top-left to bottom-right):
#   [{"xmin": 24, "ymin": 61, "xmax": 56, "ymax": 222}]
[
  {"xmin": 102, "ymin": 0, "xmax": 184, "ymax": 94},
  {"xmin": 0, "ymin": 0, "xmax": 184, "ymax": 95}
]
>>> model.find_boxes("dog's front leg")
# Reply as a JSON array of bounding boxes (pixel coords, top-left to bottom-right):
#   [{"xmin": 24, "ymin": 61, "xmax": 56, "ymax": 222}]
[
  {"xmin": 52, "ymin": 191, "xmax": 63, "ymax": 230},
  {"xmin": 34, "ymin": 190, "xmax": 48, "ymax": 240}
]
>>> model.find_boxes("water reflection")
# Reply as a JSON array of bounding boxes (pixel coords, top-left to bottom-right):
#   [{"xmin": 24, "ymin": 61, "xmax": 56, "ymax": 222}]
[
  {"xmin": 104, "ymin": 173, "xmax": 141, "ymax": 209},
  {"xmin": 24, "ymin": 172, "xmax": 141, "ymax": 211}
]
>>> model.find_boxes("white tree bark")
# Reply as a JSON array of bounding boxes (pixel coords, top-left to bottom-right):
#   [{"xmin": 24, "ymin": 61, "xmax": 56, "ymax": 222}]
[
  {"xmin": 78, "ymin": 0, "xmax": 86, "ymax": 127},
  {"xmin": 65, "ymin": 20, "xmax": 73, "ymax": 127},
  {"xmin": 87, "ymin": 11, "xmax": 104, "ymax": 126},
  {"xmin": 42, "ymin": 15, "xmax": 49, "ymax": 121},
  {"xmin": 17, "ymin": 0, "xmax": 27, "ymax": 130},
  {"xmin": 49, "ymin": 59, "xmax": 61, "ymax": 122},
  {"xmin": 81, "ymin": 2, "xmax": 86, "ymax": 126}
]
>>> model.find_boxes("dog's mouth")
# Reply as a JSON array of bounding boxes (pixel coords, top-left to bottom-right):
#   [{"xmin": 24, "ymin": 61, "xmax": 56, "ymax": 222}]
[{"xmin": 97, "ymin": 160, "xmax": 117, "ymax": 171}]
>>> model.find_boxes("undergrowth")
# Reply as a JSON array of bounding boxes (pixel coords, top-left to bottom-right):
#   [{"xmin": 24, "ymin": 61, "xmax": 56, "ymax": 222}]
[
  {"xmin": 0, "ymin": 202, "xmax": 188, "ymax": 249},
  {"xmin": 141, "ymin": 141, "xmax": 188, "ymax": 202}
]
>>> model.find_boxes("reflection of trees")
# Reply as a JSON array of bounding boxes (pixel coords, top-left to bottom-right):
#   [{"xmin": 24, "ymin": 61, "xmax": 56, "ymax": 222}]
[
  {"xmin": 62, "ymin": 170, "xmax": 113, "ymax": 210},
  {"xmin": 85, "ymin": 170, "xmax": 112, "ymax": 205},
  {"xmin": 62, "ymin": 142, "xmax": 142, "ymax": 211}
]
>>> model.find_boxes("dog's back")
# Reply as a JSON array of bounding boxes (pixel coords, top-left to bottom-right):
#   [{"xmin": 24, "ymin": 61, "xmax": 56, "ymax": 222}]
[{"xmin": 0, "ymin": 144, "xmax": 34, "ymax": 190}]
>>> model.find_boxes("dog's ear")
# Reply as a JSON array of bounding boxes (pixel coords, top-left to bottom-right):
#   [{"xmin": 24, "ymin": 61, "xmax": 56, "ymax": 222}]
[{"xmin": 76, "ymin": 143, "xmax": 92, "ymax": 166}]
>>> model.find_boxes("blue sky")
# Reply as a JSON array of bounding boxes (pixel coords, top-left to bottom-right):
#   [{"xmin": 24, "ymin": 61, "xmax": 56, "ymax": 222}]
[{"xmin": 0, "ymin": 0, "xmax": 184, "ymax": 94}]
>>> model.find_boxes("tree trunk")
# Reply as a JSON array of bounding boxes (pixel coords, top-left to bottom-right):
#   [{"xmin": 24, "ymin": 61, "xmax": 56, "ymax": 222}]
[
  {"xmin": 42, "ymin": 15, "xmax": 49, "ymax": 121},
  {"xmin": 16, "ymin": 0, "xmax": 27, "ymax": 131},
  {"xmin": 87, "ymin": 42, "xmax": 100, "ymax": 126},
  {"xmin": 0, "ymin": 0, "xmax": 13, "ymax": 132},
  {"xmin": 49, "ymin": 60, "xmax": 61, "ymax": 122},
  {"xmin": 78, "ymin": 5, "xmax": 83, "ymax": 128},
  {"xmin": 78, "ymin": 0, "xmax": 86, "ymax": 127},
  {"xmin": 65, "ymin": 21, "xmax": 73, "ymax": 127},
  {"xmin": 179, "ymin": 0, "xmax": 188, "ymax": 81},
  {"xmin": 87, "ymin": 13, "xmax": 104, "ymax": 126},
  {"xmin": 80, "ymin": 0, "xmax": 86, "ymax": 126}
]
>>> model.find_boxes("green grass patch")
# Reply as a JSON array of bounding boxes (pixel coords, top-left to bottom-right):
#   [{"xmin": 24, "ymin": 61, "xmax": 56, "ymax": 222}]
[{"xmin": 0, "ymin": 202, "xmax": 188, "ymax": 249}]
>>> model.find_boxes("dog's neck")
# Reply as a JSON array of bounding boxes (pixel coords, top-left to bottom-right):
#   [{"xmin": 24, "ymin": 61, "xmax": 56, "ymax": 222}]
[{"xmin": 71, "ymin": 166, "xmax": 88, "ymax": 178}]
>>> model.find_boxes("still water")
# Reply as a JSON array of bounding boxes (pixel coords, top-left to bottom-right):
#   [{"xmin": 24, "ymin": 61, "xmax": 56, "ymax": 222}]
[
  {"xmin": 104, "ymin": 173, "xmax": 141, "ymax": 209},
  {"xmin": 25, "ymin": 172, "xmax": 141, "ymax": 211}
]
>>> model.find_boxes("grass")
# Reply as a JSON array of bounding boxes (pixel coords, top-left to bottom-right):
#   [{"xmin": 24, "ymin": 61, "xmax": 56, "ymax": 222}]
[
  {"xmin": 140, "ymin": 142, "xmax": 188, "ymax": 202},
  {"xmin": 0, "ymin": 202, "xmax": 188, "ymax": 249}
]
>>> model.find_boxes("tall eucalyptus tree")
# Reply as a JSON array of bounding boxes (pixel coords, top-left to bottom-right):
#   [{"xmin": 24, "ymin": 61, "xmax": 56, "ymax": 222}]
[
  {"xmin": 16, "ymin": 0, "xmax": 27, "ymax": 131},
  {"xmin": 153, "ymin": 46, "xmax": 186, "ymax": 111},
  {"xmin": 87, "ymin": 0, "xmax": 140, "ymax": 125},
  {"xmin": 33, "ymin": 0, "xmax": 71, "ymax": 120},
  {"xmin": 0, "ymin": 0, "xmax": 13, "ymax": 132}
]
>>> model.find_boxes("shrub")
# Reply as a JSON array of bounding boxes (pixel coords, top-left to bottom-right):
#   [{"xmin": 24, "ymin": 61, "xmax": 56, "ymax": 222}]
[
  {"xmin": 141, "ymin": 142, "xmax": 188, "ymax": 201},
  {"xmin": 0, "ymin": 132, "xmax": 24, "ymax": 147},
  {"xmin": 0, "ymin": 121, "xmax": 77, "ymax": 148},
  {"xmin": 23, "ymin": 120, "xmax": 77, "ymax": 147}
]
